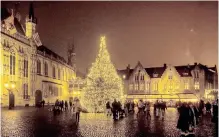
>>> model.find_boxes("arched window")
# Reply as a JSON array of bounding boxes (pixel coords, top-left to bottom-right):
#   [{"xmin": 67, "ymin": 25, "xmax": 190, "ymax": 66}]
[
  {"xmin": 10, "ymin": 51, "xmax": 15, "ymax": 75},
  {"xmin": 58, "ymin": 68, "xmax": 60, "ymax": 80},
  {"xmin": 53, "ymin": 66, "xmax": 56, "ymax": 78},
  {"xmin": 44, "ymin": 62, "xmax": 48, "ymax": 76},
  {"xmin": 37, "ymin": 60, "xmax": 41, "ymax": 74}
]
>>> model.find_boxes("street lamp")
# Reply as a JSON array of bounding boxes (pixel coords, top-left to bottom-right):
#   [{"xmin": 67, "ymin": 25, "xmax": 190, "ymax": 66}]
[{"xmin": 4, "ymin": 83, "xmax": 9, "ymax": 88}]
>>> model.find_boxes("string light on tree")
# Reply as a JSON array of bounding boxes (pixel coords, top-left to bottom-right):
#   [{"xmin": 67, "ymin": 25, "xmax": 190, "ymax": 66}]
[{"xmin": 82, "ymin": 36, "xmax": 124, "ymax": 112}]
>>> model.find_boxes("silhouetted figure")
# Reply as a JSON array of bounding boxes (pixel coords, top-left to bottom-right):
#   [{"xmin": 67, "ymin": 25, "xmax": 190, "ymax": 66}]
[
  {"xmin": 73, "ymin": 98, "xmax": 82, "ymax": 123},
  {"xmin": 112, "ymin": 99, "xmax": 118, "ymax": 120},
  {"xmin": 212, "ymin": 99, "xmax": 218, "ymax": 123},
  {"xmin": 106, "ymin": 101, "xmax": 111, "ymax": 116},
  {"xmin": 177, "ymin": 102, "xmax": 190, "ymax": 135},
  {"xmin": 65, "ymin": 100, "xmax": 68, "ymax": 111},
  {"xmin": 205, "ymin": 101, "xmax": 211, "ymax": 113}
]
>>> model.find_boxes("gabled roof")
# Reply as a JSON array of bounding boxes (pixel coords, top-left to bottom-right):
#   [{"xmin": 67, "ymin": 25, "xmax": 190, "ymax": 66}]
[
  {"xmin": 37, "ymin": 45, "xmax": 66, "ymax": 63},
  {"xmin": 117, "ymin": 69, "xmax": 134, "ymax": 80},
  {"xmin": 1, "ymin": 8, "xmax": 25, "ymax": 36},
  {"xmin": 175, "ymin": 65, "xmax": 193, "ymax": 77},
  {"xmin": 145, "ymin": 67, "xmax": 165, "ymax": 78},
  {"xmin": 76, "ymin": 70, "xmax": 86, "ymax": 79},
  {"xmin": 1, "ymin": 8, "xmax": 11, "ymax": 20}
]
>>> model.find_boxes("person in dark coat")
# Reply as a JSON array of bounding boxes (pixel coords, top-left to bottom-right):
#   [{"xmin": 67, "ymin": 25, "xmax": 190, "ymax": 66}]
[
  {"xmin": 106, "ymin": 101, "xmax": 111, "ymax": 116},
  {"xmin": 187, "ymin": 102, "xmax": 198, "ymax": 135},
  {"xmin": 65, "ymin": 100, "xmax": 68, "ymax": 111},
  {"xmin": 177, "ymin": 102, "xmax": 190, "ymax": 135},
  {"xmin": 112, "ymin": 99, "xmax": 118, "ymax": 120},
  {"xmin": 212, "ymin": 99, "xmax": 218, "ymax": 123},
  {"xmin": 199, "ymin": 100, "xmax": 205, "ymax": 116},
  {"xmin": 205, "ymin": 101, "xmax": 212, "ymax": 113}
]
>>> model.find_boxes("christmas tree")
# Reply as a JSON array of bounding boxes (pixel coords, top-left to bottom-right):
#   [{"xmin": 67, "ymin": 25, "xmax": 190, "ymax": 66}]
[{"xmin": 82, "ymin": 36, "xmax": 124, "ymax": 112}]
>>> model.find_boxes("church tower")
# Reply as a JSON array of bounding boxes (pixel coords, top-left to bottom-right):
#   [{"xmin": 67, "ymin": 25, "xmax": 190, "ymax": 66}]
[
  {"xmin": 25, "ymin": 2, "xmax": 37, "ymax": 39},
  {"xmin": 67, "ymin": 44, "xmax": 76, "ymax": 70}
]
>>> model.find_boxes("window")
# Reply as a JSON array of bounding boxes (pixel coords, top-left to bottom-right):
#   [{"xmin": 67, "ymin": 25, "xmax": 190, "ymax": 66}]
[
  {"xmin": 140, "ymin": 83, "xmax": 144, "ymax": 90},
  {"xmin": 146, "ymin": 82, "xmax": 150, "ymax": 91},
  {"xmin": 168, "ymin": 75, "xmax": 172, "ymax": 79},
  {"xmin": 153, "ymin": 73, "xmax": 158, "ymax": 78},
  {"xmin": 129, "ymin": 84, "xmax": 133, "ymax": 90},
  {"xmin": 10, "ymin": 54, "xmax": 15, "ymax": 75},
  {"xmin": 194, "ymin": 82, "xmax": 199, "ymax": 90},
  {"xmin": 154, "ymin": 82, "xmax": 158, "ymax": 91},
  {"xmin": 58, "ymin": 68, "xmax": 60, "ymax": 80},
  {"xmin": 185, "ymin": 82, "xmax": 189, "ymax": 90},
  {"xmin": 37, "ymin": 60, "xmax": 41, "ymax": 74},
  {"xmin": 23, "ymin": 59, "xmax": 28, "ymax": 77},
  {"xmin": 23, "ymin": 84, "xmax": 28, "ymax": 99},
  {"xmin": 135, "ymin": 75, "xmax": 138, "ymax": 81},
  {"xmin": 53, "ymin": 66, "xmax": 56, "ymax": 78},
  {"xmin": 135, "ymin": 84, "xmax": 138, "ymax": 90},
  {"xmin": 169, "ymin": 82, "xmax": 173, "ymax": 90},
  {"xmin": 44, "ymin": 62, "xmax": 48, "ymax": 76}
]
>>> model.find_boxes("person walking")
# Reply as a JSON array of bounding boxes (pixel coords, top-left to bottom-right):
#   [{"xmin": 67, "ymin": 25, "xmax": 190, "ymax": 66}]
[
  {"xmin": 177, "ymin": 102, "xmax": 190, "ymax": 136},
  {"xmin": 69, "ymin": 100, "xmax": 73, "ymax": 112},
  {"xmin": 205, "ymin": 101, "xmax": 212, "ymax": 114},
  {"xmin": 73, "ymin": 98, "xmax": 82, "ymax": 123},
  {"xmin": 106, "ymin": 101, "xmax": 111, "ymax": 116},
  {"xmin": 212, "ymin": 99, "xmax": 218, "ymax": 123},
  {"xmin": 112, "ymin": 99, "xmax": 118, "ymax": 120},
  {"xmin": 145, "ymin": 102, "xmax": 151, "ymax": 119},
  {"xmin": 65, "ymin": 100, "xmax": 68, "ymax": 111}
]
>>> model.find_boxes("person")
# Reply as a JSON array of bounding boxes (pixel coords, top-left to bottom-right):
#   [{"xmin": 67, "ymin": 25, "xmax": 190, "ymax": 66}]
[
  {"xmin": 42, "ymin": 100, "xmax": 45, "ymax": 107},
  {"xmin": 65, "ymin": 100, "xmax": 68, "ymax": 111},
  {"xmin": 187, "ymin": 102, "xmax": 198, "ymax": 135},
  {"xmin": 199, "ymin": 100, "xmax": 205, "ymax": 117},
  {"xmin": 69, "ymin": 100, "xmax": 73, "ymax": 112},
  {"xmin": 106, "ymin": 101, "xmax": 111, "ymax": 116},
  {"xmin": 112, "ymin": 99, "xmax": 118, "ymax": 120},
  {"xmin": 212, "ymin": 99, "xmax": 218, "ymax": 123},
  {"xmin": 73, "ymin": 98, "xmax": 82, "ymax": 123},
  {"xmin": 205, "ymin": 101, "xmax": 211, "ymax": 114},
  {"xmin": 137, "ymin": 100, "xmax": 144, "ymax": 116},
  {"xmin": 124, "ymin": 101, "xmax": 129, "ymax": 117},
  {"xmin": 177, "ymin": 102, "xmax": 190, "ymax": 136},
  {"xmin": 145, "ymin": 102, "xmax": 151, "ymax": 119},
  {"xmin": 118, "ymin": 101, "xmax": 122, "ymax": 118},
  {"xmin": 160, "ymin": 101, "xmax": 167, "ymax": 119}
]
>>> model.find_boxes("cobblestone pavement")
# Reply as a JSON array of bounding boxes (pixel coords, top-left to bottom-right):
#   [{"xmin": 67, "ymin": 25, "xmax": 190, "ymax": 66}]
[{"xmin": 1, "ymin": 107, "xmax": 217, "ymax": 137}]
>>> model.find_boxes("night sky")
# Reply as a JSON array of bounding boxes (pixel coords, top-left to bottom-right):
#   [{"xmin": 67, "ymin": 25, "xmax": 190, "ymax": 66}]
[{"xmin": 2, "ymin": 1, "xmax": 218, "ymax": 72}]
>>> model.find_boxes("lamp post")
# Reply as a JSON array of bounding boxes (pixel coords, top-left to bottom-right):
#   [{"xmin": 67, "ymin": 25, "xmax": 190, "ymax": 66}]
[{"xmin": 4, "ymin": 82, "xmax": 16, "ymax": 109}]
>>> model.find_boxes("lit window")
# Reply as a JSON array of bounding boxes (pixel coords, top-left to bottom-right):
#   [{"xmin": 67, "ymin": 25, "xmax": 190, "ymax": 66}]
[
  {"xmin": 135, "ymin": 84, "xmax": 138, "ymax": 90},
  {"xmin": 185, "ymin": 82, "xmax": 189, "ymax": 90},
  {"xmin": 169, "ymin": 82, "xmax": 173, "ymax": 90},
  {"xmin": 140, "ymin": 83, "xmax": 144, "ymax": 90},
  {"xmin": 129, "ymin": 84, "xmax": 133, "ymax": 90},
  {"xmin": 123, "ymin": 75, "xmax": 126, "ymax": 79},
  {"xmin": 154, "ymin": 82, "xmax": 158, "ymax": 91},
  {"xmin": 10, "ymin": 53, "xmax": 15, "ymax": 75},
  {"xmin": 194, "ymin": 82, "xmax": 199, "ymax": 90},
  {"xmin": 23, "ymin": 84, "xmax": 28, "ymax": 99},
  {"xmin": 146, "ymin": 82, "xmax": 150, "ymax": 91}
]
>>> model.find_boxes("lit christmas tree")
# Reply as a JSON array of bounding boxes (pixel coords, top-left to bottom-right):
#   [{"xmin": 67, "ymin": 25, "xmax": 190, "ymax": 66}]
[{"xmin": 82, "ymin": 36, "xmax": 124, "ymax": 112}]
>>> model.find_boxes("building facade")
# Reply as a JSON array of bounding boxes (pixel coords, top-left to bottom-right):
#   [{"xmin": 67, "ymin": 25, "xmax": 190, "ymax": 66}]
[
  {"xmin": 118, "ymin": 62, "xmax": 218, "ymax": 105},
  {"xmin": 1, "ymin": 4, "xmax": 76, "ymax": 107}
]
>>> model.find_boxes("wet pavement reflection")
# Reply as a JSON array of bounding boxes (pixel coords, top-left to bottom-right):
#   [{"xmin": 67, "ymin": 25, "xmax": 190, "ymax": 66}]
[{"xmin": 1, "ymin": 107, "xmax": 217, "ymax": 137}]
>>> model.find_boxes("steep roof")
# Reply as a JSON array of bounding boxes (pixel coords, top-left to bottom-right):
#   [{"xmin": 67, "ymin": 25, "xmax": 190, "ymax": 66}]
[
  {"xmin": 175, "ymin": 65, "xmax": 193, "ymax": 77},
  {"xmin": 37, "ymin": 45, "xmax": 67, "ymax": 63},
  {"xmin": 145, "ymin": 67, "xmax": 165, "ymax": 78},
  {"xmin": 1, "ymin": 8, "xmax": 25, "ymax": 36},
  {"xmin": 1, "ymin": 8, "xmax": 11, "ymax": 20}
]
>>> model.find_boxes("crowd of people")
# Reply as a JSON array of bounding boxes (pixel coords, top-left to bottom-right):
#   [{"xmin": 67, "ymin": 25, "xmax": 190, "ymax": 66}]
[
  {"xmin": 52, "ymin": 98, "xmax": 82, "ymax": 123},
  {"xmin": 176, "ymin": 99, "xmax": 218, "ymax": 136}
]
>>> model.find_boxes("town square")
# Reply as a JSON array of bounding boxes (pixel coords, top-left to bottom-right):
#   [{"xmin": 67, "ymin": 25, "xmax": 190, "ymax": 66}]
[{"xmin": 1, "ymin": 1, "xmax": 218, "ymax": 137}]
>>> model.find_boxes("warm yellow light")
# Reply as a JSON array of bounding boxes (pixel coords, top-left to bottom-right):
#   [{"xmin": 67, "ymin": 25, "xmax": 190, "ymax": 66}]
[
  {"xmin": 123, "ymin": 75, "xmax": 126, "ymax": 79},
  {"xmin": 11, "ymin": 84, "xmax": 15, "ymax": 89},
  {"xmin": 4, "ymin": 83, "xmax": 9, "ymax": 88}
]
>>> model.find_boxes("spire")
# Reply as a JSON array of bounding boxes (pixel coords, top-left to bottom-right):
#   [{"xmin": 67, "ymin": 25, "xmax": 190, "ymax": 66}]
[{"xmin": 28, "ymin": 2, "xmax": 37, "ymax": 23}]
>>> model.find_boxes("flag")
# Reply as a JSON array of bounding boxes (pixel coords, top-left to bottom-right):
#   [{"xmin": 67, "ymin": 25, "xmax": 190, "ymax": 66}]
[{"xmin": 33, "ymin": 33, "xmax": 42, "ymax": 47}]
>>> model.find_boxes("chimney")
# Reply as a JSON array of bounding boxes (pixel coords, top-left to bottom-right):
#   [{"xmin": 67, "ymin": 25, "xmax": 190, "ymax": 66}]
[
  {"xmin": 164, "ymin": 63, "xmax": 167, "ymax": 68},
  {"xmin": 126, "ymin": 64, "xmax": 130, "ymax": 74},
  {"xmin": 194, "ymin": 62, "xmax": 197, "ymax": 66}
]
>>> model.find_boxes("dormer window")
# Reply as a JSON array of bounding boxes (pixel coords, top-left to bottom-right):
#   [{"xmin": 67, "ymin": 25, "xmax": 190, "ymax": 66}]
[
  {"xmin": 153, "ymin": 73, "xmax": 158, "ymax": 78},
  {"xmin": 183, "ymin": 72, "xmax": 188, "ymax": 76}
]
